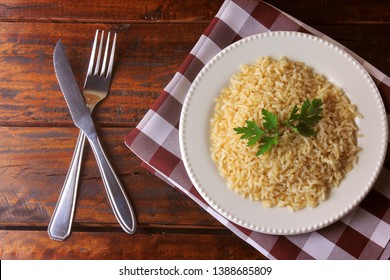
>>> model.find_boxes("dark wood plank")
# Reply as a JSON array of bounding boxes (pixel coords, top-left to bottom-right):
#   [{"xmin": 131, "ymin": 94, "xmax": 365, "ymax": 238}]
[
  {"xmin": 270, "ymin": 0, "xmax": 390, "ymax": 23},
  {"xmin": 0, "ymin": 22, "xmax": 208, "ymax": 127},
  {"xmin": 0, "ymin": 230, "xmax": 264, "ymax": 260},
  {"xmin": 0, "ymin": 126, "xmax": 223, "ymax": 228},
  {"xmin": 0, "ymin": 0, "xmax": 223, "ymax": 22},
  {"xmin": 0, "ymin": 22, "xmax": 388, "ymax": 128},
  {"xmin": 0, "ymin": 0, "xmax": 388, "ymax": 23}
]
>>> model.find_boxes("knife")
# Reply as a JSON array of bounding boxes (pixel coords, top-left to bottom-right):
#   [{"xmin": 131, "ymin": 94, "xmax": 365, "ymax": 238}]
[{"xmin": 52, "ymin": 40, "xmax": 136, "ymax": 234}]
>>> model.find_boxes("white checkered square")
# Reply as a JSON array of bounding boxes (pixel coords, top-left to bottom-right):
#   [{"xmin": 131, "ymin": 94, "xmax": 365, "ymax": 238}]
[
  {"xmin": 238, "ymin": 15, "xmax": 269, "ymax": 38},
  {"xmin": 347, "ymin": 207, "xmax": 381, "ymax": 240},
  {"xmin": 135, "ymin": 109, "xmax": 154, "ymax": 130},
  {"xmin": 164, "ymin": 72, "xmax": 181, "ymax": 94},
  {"xmin": 161, "ymin": 128, "xmax": 181, "ymax": 158},
  {"xmin": 166, "ymin": 73, "xmax": 192, "ymax": 104},
  {"xmin": 302, "ymin": 232, "xmax": 336, "ymax": 259},
  {"xmin": 191, "ymin": 35, "xmax": 221, "ymax": 65},
  {"xmin": 169, "ymin": 162, "xmax": 193, "ymax": 191},
  {"xmin": 371, "ymin": 220, "xmax": 390, "ymax": 247},
  {"xmin": 141, "ymin": 112, "xmax": 175, "ymax": 145},
  {"xmin": 215, "ymin": 0, "xmax": 230, "ymax": 18},
  {"xmin": 219, "ymin": 1, "xmax": 250, "ymax": 33},
  {"xmin": 189, "ymin": 35, "xmax": 206, "ymax": 59},
  {"xmin": 287, "ymin": 232, "xmax": 311, "ymax": 248}
]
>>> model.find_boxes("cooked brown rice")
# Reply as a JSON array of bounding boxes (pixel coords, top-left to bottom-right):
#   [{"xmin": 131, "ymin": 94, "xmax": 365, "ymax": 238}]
[{"xmin": 210, "ymin": 57, "xmax": 361, "ymax": 210}]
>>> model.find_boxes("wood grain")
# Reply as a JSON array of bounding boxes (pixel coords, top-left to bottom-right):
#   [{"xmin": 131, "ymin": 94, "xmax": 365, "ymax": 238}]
[
  {"xmin": 0, "ymin": 22, "xmax": 388, "ymax": 127},
  {"xmin": 0, "ymin": 0, "xmax": 389, "ymax": 260},
  {"xmin": 0, "ymin": 0, "xmax": 223, "ymax": 23},
  {"xmin": 0, "ymin": 0, "xmax": 388, "ymax": 23},
  {"xmin": 0, "ymin": 230, "xmax": 263, "ymax": 259},
  {"xmin": 0, "ymin": 127, "xmax": 222, "ymax": 228},
  {"xmin": 0, "ymin": 22, "xmax": 207, "ymax": 127}
]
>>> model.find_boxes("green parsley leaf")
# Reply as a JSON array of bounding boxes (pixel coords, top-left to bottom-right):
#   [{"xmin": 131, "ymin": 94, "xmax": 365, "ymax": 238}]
[
  {"xmin": 233, "ymin": 98, "xmax": 323, "ymax": 156},
  {"xmin": 233, "ymin": 120, "xmax": 265, "ymax": 146},
  {"xmin": 286, "ymin": 98, "xmax": 323, "ymax": 136},
  {"xmin": 295, "ymin": 123, "xmax": 317, "ymax": 137},
  {"xmin": 262, "ymin": 108, "xmax": 278, "ymax": 130},
  {"xmin": 256, "ymin": 133, "xmax": 279, "ymax": 156},
  {"xmin": 299, "ymin": 98, "xmax": 323, "ymax": 126},
  {"xmin": 288, "ymin": 105, "xmax": 299, "ymax": 121}
]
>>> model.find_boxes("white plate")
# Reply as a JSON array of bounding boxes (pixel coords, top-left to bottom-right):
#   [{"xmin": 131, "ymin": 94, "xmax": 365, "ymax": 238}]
[{"xmin": 179, "ymin": 31, "xmax": 388, "ymax": 235}]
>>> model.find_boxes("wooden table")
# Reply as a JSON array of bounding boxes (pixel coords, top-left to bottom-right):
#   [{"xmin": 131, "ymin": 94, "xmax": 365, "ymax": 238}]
[{"xmin": 0, "ymin": 0, "xmax": 389, "ymax": 260}]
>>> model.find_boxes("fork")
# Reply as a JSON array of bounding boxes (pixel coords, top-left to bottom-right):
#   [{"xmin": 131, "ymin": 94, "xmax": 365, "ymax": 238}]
[{"xmin": 48, "ymin": 30, "xmax": 136, "ymax": 241}]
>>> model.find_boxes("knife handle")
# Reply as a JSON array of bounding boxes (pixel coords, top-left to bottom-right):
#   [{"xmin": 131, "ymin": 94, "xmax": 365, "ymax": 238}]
[
  {"xmin": 88, "ymin": 135, "xmax": 137, "ymax": 234},
  {"xmin": 48, "ymin": 130, "xmax": 86, "ymax": 241}
]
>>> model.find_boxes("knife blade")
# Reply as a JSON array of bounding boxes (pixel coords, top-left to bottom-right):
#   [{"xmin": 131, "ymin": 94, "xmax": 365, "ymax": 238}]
[
  {"xmin": 53, "ymin": 41, "xmax": 97, "ymax": 139},
  {"xmin": 53, "ymin": 40, "xmax": 136, "ymax": 234}
]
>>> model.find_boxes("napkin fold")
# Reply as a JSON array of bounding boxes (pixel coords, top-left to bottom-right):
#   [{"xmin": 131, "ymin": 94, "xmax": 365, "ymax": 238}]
[{"xmin": 125, "ymin": 0, "xmax": 390, "ymax": 259}]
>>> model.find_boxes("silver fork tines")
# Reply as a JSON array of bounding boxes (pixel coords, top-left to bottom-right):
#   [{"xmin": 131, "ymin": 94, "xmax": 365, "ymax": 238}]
[
  {"xmin": 83, "ymin": 30, "xmax": 117, "ymax": 111},
  {"xmin": 86, "ymin": 30, "xmax": 116, "ymax": 82}
]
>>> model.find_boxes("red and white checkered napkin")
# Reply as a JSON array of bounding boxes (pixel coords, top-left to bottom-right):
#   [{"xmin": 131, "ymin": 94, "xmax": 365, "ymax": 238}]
[{"xmin": 125, "ymin": 0, "xmax": 390, "ymax": 259}]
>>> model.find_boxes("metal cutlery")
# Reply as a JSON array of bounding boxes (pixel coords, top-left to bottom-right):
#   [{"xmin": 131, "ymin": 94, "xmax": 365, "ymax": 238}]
[{"xmin": 48, "ymin": 31, "xmax": 136, "ymax": 240}]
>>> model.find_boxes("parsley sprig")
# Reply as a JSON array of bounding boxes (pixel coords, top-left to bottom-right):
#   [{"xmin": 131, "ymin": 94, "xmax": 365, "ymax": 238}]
[
  {"xmin": 234, "ymin": 98, "xmax": 323, "ymax": 155},
  {"xmin": 285, "ymin": 98, "xmax": 323, "ymax": 137}
]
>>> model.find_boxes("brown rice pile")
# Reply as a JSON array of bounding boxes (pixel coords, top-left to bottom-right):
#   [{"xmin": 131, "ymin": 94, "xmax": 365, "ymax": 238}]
[{"xmin": 210, "ymin": 57, "xmax": 361, "ymax": 210}]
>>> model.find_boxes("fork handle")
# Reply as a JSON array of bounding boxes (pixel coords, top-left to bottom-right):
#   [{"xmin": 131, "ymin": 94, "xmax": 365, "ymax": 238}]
[
  {"xmin": 48, "ymin": 130, "xmax": 86, "ymax": 241},
  {"xmin": 88, "ymin": 135, "xmax": 137, "ymax": 234}
]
